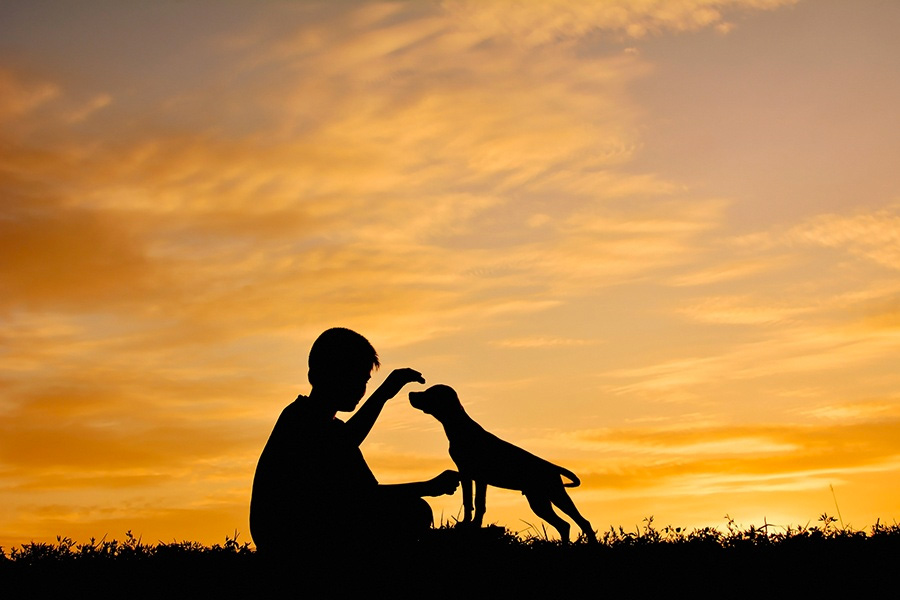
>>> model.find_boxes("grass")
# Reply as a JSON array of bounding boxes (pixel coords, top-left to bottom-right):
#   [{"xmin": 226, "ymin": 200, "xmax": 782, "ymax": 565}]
[{"xmin": 3, "ymin": 515, "xmax": 898, "ymax": 597}]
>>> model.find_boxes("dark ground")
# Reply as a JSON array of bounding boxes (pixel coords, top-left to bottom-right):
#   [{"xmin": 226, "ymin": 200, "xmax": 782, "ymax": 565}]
[{"xmin": 3, "ymin": 523, "xmax": 898, "ymax": 598}]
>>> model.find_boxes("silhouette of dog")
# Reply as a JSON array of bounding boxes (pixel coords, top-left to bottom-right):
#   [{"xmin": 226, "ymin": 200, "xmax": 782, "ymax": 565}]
[{"xmin": 409, "ymin": 384, "xmax": 596, "ymax": 543}]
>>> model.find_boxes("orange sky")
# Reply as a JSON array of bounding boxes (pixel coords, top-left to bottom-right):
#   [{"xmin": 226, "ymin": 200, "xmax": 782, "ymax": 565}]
[{"xmin": 2, "ymin": 0, "xmax": 899, "ymax": 548}]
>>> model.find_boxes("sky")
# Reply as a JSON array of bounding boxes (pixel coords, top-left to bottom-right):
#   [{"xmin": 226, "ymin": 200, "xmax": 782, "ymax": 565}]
[{"xmin": 2, "ymin": 0, "xmax": 899, "ymax": 548}]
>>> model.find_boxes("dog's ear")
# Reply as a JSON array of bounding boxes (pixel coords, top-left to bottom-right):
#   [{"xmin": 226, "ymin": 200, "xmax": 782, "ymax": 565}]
[{"xmin": 437, "ymin": 385, "xmax": 463, "ymax": 407}]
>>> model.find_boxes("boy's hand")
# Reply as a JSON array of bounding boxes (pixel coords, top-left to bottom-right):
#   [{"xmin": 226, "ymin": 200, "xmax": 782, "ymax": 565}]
[
  {"xmin": 423, "ymin": 470, "xmax": 460, "ymax": 497},
  {"xmin": 375, "ymin": 368, "xmax": 425, "ymax": 400}
]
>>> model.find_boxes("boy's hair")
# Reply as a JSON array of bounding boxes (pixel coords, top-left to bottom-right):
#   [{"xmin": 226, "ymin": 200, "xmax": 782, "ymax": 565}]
[{"xmin": 308, "ymin": 327, "xmax": 380, "ymax": 383}]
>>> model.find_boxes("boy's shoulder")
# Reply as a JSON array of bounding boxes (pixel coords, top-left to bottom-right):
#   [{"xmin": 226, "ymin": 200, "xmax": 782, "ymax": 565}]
[{"xmin": 278, "ymin": 396, "xmax": 346, "ymax": 431}]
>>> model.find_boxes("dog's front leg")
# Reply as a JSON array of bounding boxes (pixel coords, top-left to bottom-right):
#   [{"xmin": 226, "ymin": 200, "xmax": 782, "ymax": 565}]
[
  {"xmin": 461, "ymin": 474, "xmax": 474, "ymax": 525},
  {"xmin": 472, "ymin": 480, "xmax": 487, "ymax": 527}
]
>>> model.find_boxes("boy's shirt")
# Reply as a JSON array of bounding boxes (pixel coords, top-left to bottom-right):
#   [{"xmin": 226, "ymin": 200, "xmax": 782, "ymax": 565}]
[{"xmin": 250, "ymin": 395, "xmax": 377, "ymax": 550}]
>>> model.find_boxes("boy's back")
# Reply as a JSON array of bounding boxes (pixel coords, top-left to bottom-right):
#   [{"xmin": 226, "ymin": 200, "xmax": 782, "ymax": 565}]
[{"xmin": 250, "ymin": 396, "xmax": 377, "ymax": 551}]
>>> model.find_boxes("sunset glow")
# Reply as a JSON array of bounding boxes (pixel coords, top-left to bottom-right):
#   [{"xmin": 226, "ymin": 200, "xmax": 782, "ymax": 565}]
[{"xmin": 3, "ymin": 0, "xmax": 900, "ymax": 547}]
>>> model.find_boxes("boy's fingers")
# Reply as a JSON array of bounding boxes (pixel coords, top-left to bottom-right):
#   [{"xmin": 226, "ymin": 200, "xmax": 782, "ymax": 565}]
[
  {"xmin": 404, "ymin": 368, "xmax": 425, "ymax": 384},
  {"xmin": 438, "ymin": 470, "xmax": 458, "ymax": 494}
]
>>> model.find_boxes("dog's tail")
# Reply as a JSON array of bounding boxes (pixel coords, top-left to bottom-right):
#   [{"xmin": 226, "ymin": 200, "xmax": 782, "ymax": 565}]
[{"xmin": 558, "ymin": 465, "xmax": 581, "ymax": 488}]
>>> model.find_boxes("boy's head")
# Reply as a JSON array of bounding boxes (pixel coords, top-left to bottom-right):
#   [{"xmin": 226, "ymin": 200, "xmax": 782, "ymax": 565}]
[{"xmin": 308, "ymin": 328, "xmax": 380, "ymax": 409}]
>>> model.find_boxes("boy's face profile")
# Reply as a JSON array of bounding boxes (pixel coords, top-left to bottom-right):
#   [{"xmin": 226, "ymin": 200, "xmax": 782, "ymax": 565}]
[
  {"xmin": 313, "ymin": 364, "xmax": 372, "ymax": 412},
  {"xmin": 306, "ymin": 328, "xmax": 379, "ymax": 412}
]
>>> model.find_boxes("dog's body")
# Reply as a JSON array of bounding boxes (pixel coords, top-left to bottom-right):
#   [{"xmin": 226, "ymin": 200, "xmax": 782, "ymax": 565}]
[{"xmin": 410, "ymin": 384, "xmax": 596, "ymax": 543}]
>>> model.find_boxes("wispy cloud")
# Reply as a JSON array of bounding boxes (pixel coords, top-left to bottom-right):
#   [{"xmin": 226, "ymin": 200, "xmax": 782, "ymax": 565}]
[
  {"xmin": 492, "ymin": 336, "xmax": 598, "ymax": 349},
  {"xmin": 788, "ymin": 208, "xmax": 900, "ymax": 271},
  {"xmin": 677, "ymin": 295, "xmax": 813, "ymax": 324},
  {"xmin": 568, "ymin": 409, "xmax": 900, "ymax": 492},
  {"xmin": 445, "ymin": 0, "xmax": 799, "ymax": 43},
  {"xmin": 0, "ymin": 69, "xmax": 59, "ymax": 122}
]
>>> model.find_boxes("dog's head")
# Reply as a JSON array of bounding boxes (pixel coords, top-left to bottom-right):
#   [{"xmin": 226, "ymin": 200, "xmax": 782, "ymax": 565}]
[{"xmin": 409, "ymin": 384, "xmax": 463, "ymax": 420}]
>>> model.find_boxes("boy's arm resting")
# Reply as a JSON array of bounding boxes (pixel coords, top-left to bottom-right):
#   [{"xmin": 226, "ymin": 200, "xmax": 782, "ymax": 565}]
[
  {"xmin": 345, "ymin": 368, "xmax": 425, "ymax": 445},
  {"xmin": 379, "ymin": 470, "xmax": 460, "ymax": 498}
]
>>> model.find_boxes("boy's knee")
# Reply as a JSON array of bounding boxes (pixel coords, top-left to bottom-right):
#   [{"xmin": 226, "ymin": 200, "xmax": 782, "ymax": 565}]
[
  {"xmin": 408, "ymin": 497, "xmax": 433, "ymax": 530},
  {"xmin": 372, "ymin": 495, "xmax": 433, "ymax": 538}
]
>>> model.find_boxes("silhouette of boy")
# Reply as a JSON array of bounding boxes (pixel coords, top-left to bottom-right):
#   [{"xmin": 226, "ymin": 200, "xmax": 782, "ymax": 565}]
[{"xmin": 250, "ymin": 327, "xmax": 458, "ymax": 554}]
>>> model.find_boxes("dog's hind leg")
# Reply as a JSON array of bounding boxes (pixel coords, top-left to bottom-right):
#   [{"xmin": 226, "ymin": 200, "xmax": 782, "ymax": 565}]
[
  {"xmin": 549, "ymin": 488, "xmax": 596, "ymax": 543},
  {"xmin": 524, "ymin": 492, "xmax": 571, "ymax": 543},
  {"xmin": 473, "ymin": 480, "xmax": 487, "ymax": 527}
]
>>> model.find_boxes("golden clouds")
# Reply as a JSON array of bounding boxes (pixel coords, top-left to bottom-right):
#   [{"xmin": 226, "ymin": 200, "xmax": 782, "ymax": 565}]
[
  {"xmin": 2, "ymin": 0, "xmax": 900, "ymax": 546},
  {"xmin": 444, "ymin": 0, "xmax": 799, "ymax": 44},
  {"xmin": 558, "ymin": 404, "xmax": 900, "ymax": 505},
  {"xmin": 0, "ymin": 374, "xmax": 263, "ymax": 477},
  {"xmin": 790, "ymin": 209, "xmax": 900, "ymax": 271},
  {"xmin": 0, "ymin": 0, "xmax": 711, "ymax": 352},
  {"xmin": 0, "ymin": 69, "xmax": 59, "ymax": 122},
  {"xmin": 0, "ymin": 198, "xmax": 162, "ymax": 312},
  {"xmin": 677, "ymin": 295, "xmax": 811, "ymax": 324},
  {"xmin": 492, "ymin": 336, "xmax": 596, "ymax": 348}
]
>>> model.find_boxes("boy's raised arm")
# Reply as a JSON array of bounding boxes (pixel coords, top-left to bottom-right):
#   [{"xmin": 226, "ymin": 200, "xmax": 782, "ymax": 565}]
[{"xmin": 345, "ymin": 367, "xmax": 425, "ymax": 446}]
